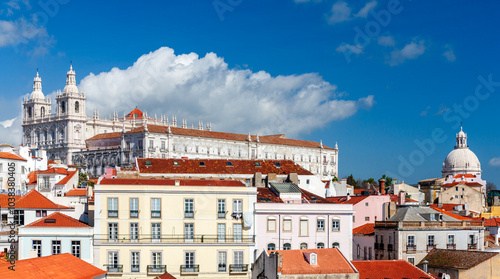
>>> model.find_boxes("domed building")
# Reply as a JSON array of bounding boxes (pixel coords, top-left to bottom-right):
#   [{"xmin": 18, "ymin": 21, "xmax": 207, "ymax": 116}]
[{"xmin": 442, "ymin": 127, "xmax": 482, "ymax": 179}]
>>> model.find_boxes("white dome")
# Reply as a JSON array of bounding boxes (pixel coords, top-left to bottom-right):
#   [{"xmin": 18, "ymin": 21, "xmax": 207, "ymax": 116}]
[
  {"xmin": 63, "ymin": 84, "xmax": 79, "ymax": 94},
  {"xmin": 30, "ymin": 90, "xmax": 44, "ymax": 100},
  {"xmin": 63, "ymin": 64, "xmax": 79, "ymax": 94},
  {"xmin": 442, "ymin": 148, "xmax": 481, "ymax": 175},
  {"xmin": 30, "ymin": 71, "xmax": 44, "ymax": 100}
]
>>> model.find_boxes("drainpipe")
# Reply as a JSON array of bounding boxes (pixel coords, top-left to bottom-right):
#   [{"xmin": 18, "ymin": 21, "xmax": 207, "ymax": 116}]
[{"xmin": 278, "ymin": 214, "xmax": 281, "ymax": 250}]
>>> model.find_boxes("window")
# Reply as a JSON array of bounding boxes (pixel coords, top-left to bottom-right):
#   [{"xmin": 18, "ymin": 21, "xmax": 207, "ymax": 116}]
[
  {"xmin": 149, "ymin": 140, "xmax": 154, "ymax": 150},
  {"xmin": 300, "ymin": 243, "xmax": 308, "ymax": 249},
  {"xmin": 151, "ymin": 198, "xmax": 161, "ymax": 218},
  {"xmin": 233, "ymin": 199, "xmax": 242, "ymax": 213},
  {"xmin": 152, "ymin": 252, "xmax": 162, "ymax": 270},
  {"xmin": 218, "ymin": 199, "xmax": 226, "ymax": 219},
  {"xmin": 36, "ymin": 210, "xmax": 47, "ymax": 217},
  {"xmin": 233, "ymin": 250, "xmax": 244, "ymax": 267},
  {"xmin": 408, "ymin": 235, "xmax": 415, "ymax": 246},
  {"xmin": 283, "ymin": 218, "xmax": 292, "ymax": 232},
  {"xmin": 152, "ymin": 223, "xmax": 161, "ymax": 242},
  {"xmin": 317, "ymin": 242, "xmax": 325, "ymax": 249},
  {"xmin": 234, "ymin": 224, "xmax": 243, "ymax": 242},
  {"xmin": 408, "ymin": 257, "xmax": 415, "ymax": 265},
  {"xmin": 75, "ymin": 101, "xmax": 79, "ymax": 113},
  {"xmin": 218, "ymin": 223, "xmax": 226, "ymax": 242},
  {"xmin": 428, "ymin": 235, "xmax": 435, "ymax": 246},
  {"xmin": 14, "ymin": 210, "xmax": 24, "ymax": 225},
  {"xmin": 108, "ymin": 222, "xmax": 118, "ymax": 241},
  {"xmin": 283, "ymin": 243, "xmax": 291, "ymax": 250},
  {"xmin": 300, "ymin": 219, "xmax": 308, "ymax": 236},
  {"xmin": 332, "ymin": 219, "xmax": 340, "ymax": 231},
  {"xmin": 71, "ymin": 241, "xmax": 81, "ymax": 258},
  {"xmin": 130, "ymin": 198, "xmax": 138, "ymax": 218},
  {"xmin": 108, "ymin": 251, "xmax": 119, "ymax": 270},
  {"xmin": 52, "ymin": 240, "xmax": 61, "ymax": 255},
  {"xmin": 161, "ymin": 141, "xmax": 166, "ymax": 151},
  {"xmin": 108, "ymin": 198, "xmax": 118, "ymax": 218},
  {"xmin": 32, "ymin": 240, "xmax": 42, "ymax": 257},
  {"xmin": 218, "ymin": 251, "xmax": 227, "ymax": 272},
  {"xmin": 267, "ymin": 218, "xmax": 276, "ymax": 232},
  {"xmin": 184, "ymin": 252, "xmax": 195, "ymax": 270},
  {"xmin": 365, "ymin": 217, "xmax": 370, "ymax": 221},
  {"xmin": 130, "ymin": 223, "xmax": 138, "ymax": 242},
  {"xmin": 317, "ymin": 219, "xmax": 325, "ymax": 232},
  {"xmin": 131, "ymin": 252, "xmax": 140, "ymax": 272},
  {"xmin": 306, "ymin": 179, "xmax": 310, "ymax": 184},
  {"xmin": 173, "ymin": 161, "xmax": 179, "ymax": 166},
  {"xmin": 185, "ymin": 223, "xmax": 194, "ymax": 241},
  {"xmin": 332, "ymin": 242, "xmax": 340, "ymax": 248},
  {"xmin": 267, "ymin": 243, "xmax": 276, "ymax": 250},
  {"xmin": 469, "ymin": 234, "xmax": 475, "ymax": 244},
  {"xmin": 185, "ymin": 199, "xmax": 194, "ymax": 218},
  {"xmin": 448, "ymin": 234, "xmax": 455, "ymax": 244},
  {"xmin": 357, "ymin": 246, "xmax": 361, "ymax": 259},
  {"xmin": 310, "ymin": 253, "xmax": 317, "ymax": 265},
  {"xmin": 369, "ymin": 247, "xmax": 372, "ymax": 260},
  {"xmin": 226, "ymin": 161, "xmax": 233, "ymax": 167},
  {"xmin": 363, "ymin": 247, "xmax": 367, "ymax": 259}
]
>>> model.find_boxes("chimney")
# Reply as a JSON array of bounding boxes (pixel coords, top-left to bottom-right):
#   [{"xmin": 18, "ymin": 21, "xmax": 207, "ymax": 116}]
[
  {"xmin": 378, "ymin": 178, "xmax": 386, "ymax": 195},
  {"xmin": 422, "ymin": 260, "xmax": 428, "ymax": 273},
  {"xmin": 398, "ymin": 191, "xmax": 406, "ymax": 205}
]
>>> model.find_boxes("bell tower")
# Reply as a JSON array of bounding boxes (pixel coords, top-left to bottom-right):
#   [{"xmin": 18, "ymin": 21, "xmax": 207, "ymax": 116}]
[{"xmin": 22, "ymin": 70, "xmax": 51, "ymax": 147}]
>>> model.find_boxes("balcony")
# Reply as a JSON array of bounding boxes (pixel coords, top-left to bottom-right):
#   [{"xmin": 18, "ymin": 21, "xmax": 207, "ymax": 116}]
[
  {"xmin": 218, "ymin": 211, "xmax": 226, "ymax": 219},
  {"xmin": 468, "ymin": 243, "xmax": 477, "ymax": 250},
  {"xmin": 374, "ymin": 243, "xmax": 379, "ymax": 250},
  {"xmin": 229, "ymin": 264, "xmax": 249, "ymax": 273},
  {"xmin": 147, "ymin": 265, "xmax": 166, "ymax": 275},
  {"xmin": 447, "ymin": 243, "xmax": 456, "ymax": 250},
  {"xmin": 427, "ymin": 244, "xmax": 436, "ymax": 251},
  {"xmin": 379, "ymin": 243, "xmax": 385, "ymax": 251},
  {"xmin": 151, "ymin": 211, "xmax": 161, "ymax": 218},
  {"xmin": 406, "ymin": 244, "xmax": 416, "ymax": 253},
  {"xmin": 180, "ymin": 265, "xmax": 199, "ymax": 274},
  {"xmin": 108, "ymin": 210, "xmax": 118, "ymax": 218},
  {"xmin": 185, "ymin": 211, "xmax": 194, "ymax": 218},
  {"xmin": 218, "ymin": 264, "xmax": 227, "ymax": 272},
  {"xmin": 131, "ymin": 264, "xmax": 140, "ymax": 272},
  {"xmin": 232, "ymin": 212, "xmax": 243, "ymax": 219},
  {"xmin": 160, "ymin": 148, "xmax": 167, "ymax": 152},
  {"xmin": 94, "ymin": 234, "xmax": 255, "ymax": 244},
  {"xmin": 387, "ymin": 244, "xmax": 393, "ymax": 252},
  {"xmin": 130, "ymin": 210, "xmax": 138, "ymax": 218},
  {"xmin": 104, "ymin": 264, "xmax": 123, "ymax": 273}
]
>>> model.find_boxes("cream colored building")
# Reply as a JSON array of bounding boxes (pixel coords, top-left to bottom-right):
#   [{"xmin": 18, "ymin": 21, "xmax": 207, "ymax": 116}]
[
  {"xmin": 438, "ymin": 183, "xmax": 485, "ymax": 215},
  {"xmin": 93, "ymin": 177, "xmax": 257, "ymax": 278}
]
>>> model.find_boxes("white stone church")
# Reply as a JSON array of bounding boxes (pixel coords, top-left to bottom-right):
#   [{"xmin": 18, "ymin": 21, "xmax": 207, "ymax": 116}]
[{"xmin": 22, "ymin": 66, "xmax": 339, "ymax": 179}]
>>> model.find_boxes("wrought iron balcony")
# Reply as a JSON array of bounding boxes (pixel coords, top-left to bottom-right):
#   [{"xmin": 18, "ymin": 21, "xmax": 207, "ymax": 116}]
[
  {"xmin": 379, "ymin": 243, "xmax": 385, "ymax": 251},
  {"xmin": 218, "ymin": 211, "xmax": 226, "ymax": 219},
  {"xmin": 447, "ymin": 243, "xmax": 456, "ymax": 250},
  {"xmin": 108, "ymin": 210, "xmax": 118, "ymax": 218},
  {"xmin": 131, "ymin": 264, "xmax": 140, "ymax": 272},
  {"xmin": 147, "ymin": 265, "xmax": 166, "ymax": 274},
  {"xmin": 151, "ymin": 210, "xmax": 161, "ymax": 218},
  {"xmin": 104, "ymin": 264, "xmax": 123, "ymax": 273},
  {"xmin": 130, "ymin": 210, "xmax": 139, "ymax": 218},
  {"xmin": 94, "ymin": 234, "xmax": 255, "ymax": 244},
  {"xmin": 180, "ymin": 265, "xmax": 199, "ymax": 273},
  {"xmin": 229, "ymin": 264, "xmax": 249, "ymax": 273},
  {"xmin": 468, "ymin": 243, "xmax": 477, "ymax": 250},
  {"xmin": 427, "ymin": 244, "xmax": 436, "ymax": 251},
  {"xmin": 218, "ymin": 263, "xmax": 227, "ymax": 272},
  {"xmin": 387, "ymin": 244, "xmax": 393, "ymax": 252},
  {"xmin": 185, "ymin": 211, "xmax": 194, "ymax": 218},
  {"xmin": 406, "ymin": 244, "xmax": 416, "ymax": 253}
]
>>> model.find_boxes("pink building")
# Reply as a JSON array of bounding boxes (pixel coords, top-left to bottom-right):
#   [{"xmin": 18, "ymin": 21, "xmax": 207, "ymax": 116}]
[{"xmin": 327, "ymin": 194, "xmax": 391, "ymax": 229}]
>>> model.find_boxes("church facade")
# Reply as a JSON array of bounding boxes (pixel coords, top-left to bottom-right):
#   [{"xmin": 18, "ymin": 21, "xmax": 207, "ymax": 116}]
[{"xmin": 22, "ymin": 67, "xmax": 339, "ymax": 180}]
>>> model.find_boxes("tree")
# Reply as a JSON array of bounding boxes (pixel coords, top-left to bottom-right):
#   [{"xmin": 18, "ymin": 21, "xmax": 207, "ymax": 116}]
[
  {"xmin": 346, "ymin": 174, "xmax": 358, "ymax": 188},
  {"xmin": 362, "ymin": 178, "xmax": 377, "ymax": 190},
  {"xmin": 381, "ymin": 174, "xmax": 393, "ymax": 187},
  {"xmin": 487, "ymin": 182, "xmax": 497, "ymax": 191},
  {"xmin": 332, "ymin": 176, "xmax": 339, "ymax": 182}
]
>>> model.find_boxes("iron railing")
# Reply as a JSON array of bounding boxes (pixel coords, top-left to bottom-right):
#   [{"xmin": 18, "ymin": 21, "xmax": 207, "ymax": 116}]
[
  {"xmin": 406, "ymin": 244, "xmax": 416, "ymax": 253},
  {"xmin": 94, "ymin": 234, "xmax": 255, "ymax": 244},
  {"xmin": 180, "ymin": 265, "xmax": 199, "ymax": 273},
  {"xmin": 104, "ymin": 264, "xmax": 123, "ymax": 273},
  {"xmin": 229, "ymin": 264, "xmax": 249, "ymax": 273},
  {"xmin": 147, "ymin": 265, "xmax": 166, "ymax": 274}
]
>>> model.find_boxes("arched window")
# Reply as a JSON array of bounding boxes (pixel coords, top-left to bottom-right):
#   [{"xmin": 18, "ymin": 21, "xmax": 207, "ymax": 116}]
[
  {"xmin": 317, "ymin": 242, "xmax": 325, "ymax": 249},
  {"xmin": 41, "ymin": 107, "xmax": 45, "ymax": 117},
  {"xmin": 75, "ymin": 101, "xmax": 79, "ymax": 113},
  {"xmin": 61, "ymin": 101, "xmax": 66, "ymax": 113},
  {"xmin": 300, "ymin": 243, "xmax": 308, "ymax": 249},
  {"xmin": 267, "ymin": 243, "xmax": 275, "ymax": 251},
  {"xmin": 332, "ymin": 242, "xmax": 340, "ymax": 248},
  {"xmin": 27, "ymin": 107, "xmax": 32, "ymax": 118},
  {"xmin": 283, "ymin": 243, "xmax": 291, "ymax": 250}
]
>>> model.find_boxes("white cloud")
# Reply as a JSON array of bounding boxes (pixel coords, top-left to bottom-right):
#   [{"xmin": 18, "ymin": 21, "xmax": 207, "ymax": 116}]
[
  {"xmin": 336, "ymin": 43, "xmax": 363, "ymax": 54},
  {"xmin": 0, "ymin": 114, "xmax": 22, "ymax": 145},
  {"xmin": 443, "ymin": 45, "xmax": 456, "ymax": 62},
  {"xmin": 489, "ymin": 157, "xmax": 500, "ymax": 167},
  {"xmin": 420, "ymin": 106, "xmax": 430, "ymax": 117},
  {"xmin": 0, "ymin": 18, "xmax": 48, "ymax": 48},
  {"xmin": 388, "ymin": 40, "xmax": 426, "ymax": 66},
  {"xmin": 378, "ymin": 35, "xmax": 395, "ymax": 46},
  {"xmin": 355, "ymin": 1, "xmax": 377, "ymax": 18},
  {"xmin": 0, "ymin": 117, "xmax": 16, "ymax": 128},
  {"xmin": 79, "ymin": 47, "xmax": 374, "ymax": 137},
  {"xmin": 327, "ymin": 1, "xmax": 351, "ymax": 24}
]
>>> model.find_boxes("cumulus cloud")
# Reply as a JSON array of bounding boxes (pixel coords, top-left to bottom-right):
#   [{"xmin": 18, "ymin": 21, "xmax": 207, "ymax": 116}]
[
  {"xmin": 354, "ymin": 1, "xmax": 377, "ymax": 18},
  {"xmin": 0, "ymin": 18, "xmax": 49, "ymax": 50},
  {"xmin": 79, "ymin": 47, "xmax": 374, "ymax": 137},
  {"xmin": 489, "ymin": 157, "xmax": 500, "ymax": 167},
  {"xmin": 0, "ymin": 113, "xmax": 22, "ymax": 145},
  {"xmin": 0, "ymin": 117, "xmax": 16, "ymax": 128},
  {"xmin": 378, "ymin": 35, "xmax": 395, "ymax": 46},
  {"xmin": 387, "ymin": 40, "xmax": 426, "ymax": 66},
  {"xmin": 327, "ymin": 1, "xmax": 351, "ymax": 24},
  {"xmin": 443, "ymin": 45, "xmax": 456, "ymax": 62},
  {"xmin": 336, "ymin": 43, "xmax": 363, "ymax": 54}
]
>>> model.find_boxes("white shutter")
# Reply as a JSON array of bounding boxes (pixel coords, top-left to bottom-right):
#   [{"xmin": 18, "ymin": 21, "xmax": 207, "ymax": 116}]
[
  {"xmin": 300, "ymin": 220, "xmax": 308, "ymax": 236},
  {"xmin": 283, "ymin": 219, "xmax": 292, "ymax": 231}
]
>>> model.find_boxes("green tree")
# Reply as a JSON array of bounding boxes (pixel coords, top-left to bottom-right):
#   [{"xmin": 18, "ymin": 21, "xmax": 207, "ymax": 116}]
[
  {"xmin": 381, "ymin": 174, "xmax": 393, "ymax": 187},
  {"xmin": 332, "ymin": 176, "xmax": 339, "ymax": 182},
  {"xmin": 346, "ymin": 174, "xmax": 358, "ymax": 188}
]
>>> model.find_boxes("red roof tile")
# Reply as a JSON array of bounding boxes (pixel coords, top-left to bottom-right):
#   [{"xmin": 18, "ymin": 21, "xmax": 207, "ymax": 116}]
[
  {"xmin": 352, "ymin": 260, "xmax": 434, "ymax": 279},
  {"xmin": 389, "ymin": 194, "xmax": 418, "ymax": 203},
  {"xmin": 86, "ymin": 132, "xmax": 122, "ymax": 141},
  {"xmin": 484, "ymin": 218, "xmax": 500, "ymax": 227},
  {"xmin": 0, "ymin": 152, "xmax": 26, "ymax": 161},
  {"xmin": 0, "ymin": 253, "xmax": 107, "ymax": 279},
  {"xmin": 123, "ymin": 108, "xmax": 153, "ymax": 120},
  {"xmin": 353, "ymin": 223, "xmax": 375, "ymax": 235},
  {"xmin": 99, "ymin": 178, "xmax": 246, "ymax": 187},
  {"xmin": 65, "ymin": 188, "xmax": 88, "ymax": 197},
  {"xmin": 429, "ymin": 206, "xmax": 475, "ymax": 220},
  {"xmin": 257, "ymin": 186, "xmax": 331, "ymax": 203},
  {"xmin": 27, "ymin": 170, "xmax": 40, "ymax": 185},
  {"xmin": 270, "ymin": 248, "xmax": 356, "ymax": 275},
  {"xmin": 326, "ymin": 195, "xmax": 369, "ymax": 205},
  {"xmin": 37, "ymin": 167, "xmax": 69, "ymax": 175},
  {"xmin": 14, "ymin": 190, "xmax": 72, "ymax": 209},
  {"xmin": 0, "ymin": 194, "xmax": 20, "ymax": 207},
  {"xmin": 137, "ymin": 158, "xmax": 313, "ymax": 175},
  {"xmin": 56, "ymin": 170, "xmax": 77, "ymax": 185},
  {"xmin": 24, "ymin": 212, "xmax": 90, "ymax": 228},
  {"xmin": 454, "ymin": 173, "xmax": 476, "ymax": 179},
  {"xmin": 354, "ymin": 188, "xmax": 376, "ymax": 195},
  {"xmin": 442, "ymin": 181, "xmax": 483, "ymax": 187},
  {"xmin": 430, "ymin": 203, "xmax": 463, "ymax": 212},
  {"xmin": 155, "ymin": 271, "xmax": 177, "ymax": 279},
  {"xmin": 47, "ymin": 160, "xmax": 57, "ymax": 164}
]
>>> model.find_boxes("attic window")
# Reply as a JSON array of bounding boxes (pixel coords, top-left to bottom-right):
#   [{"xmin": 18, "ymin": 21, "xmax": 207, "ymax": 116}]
[
  {"xmin": 226, "ymin": 161, "xmax": 233, "ymax": 167},
  {"xmin": 44, "ymin": 219, "xmax": 56, "ymax": 223},
  {"xmin": 310, "ymin": 253, "xmax": 317, "ymax": 265},
  {"xmin": 274, "ymin": 162, "xmax": 281, "ymax": 168},
  {"xmin": 145, "ymin": 160, "xmax": 152, "ymax": 166},
  {"xmin": 173, "ymin": 161, "xmax": 179, "ymax": 166},
  {"xmin": 199, "ymin": 161, "xmax": 206, "ymax": 167},
  {"xmin": 254, "ymin": 162, "xmax": 261, "ymax": 167}
]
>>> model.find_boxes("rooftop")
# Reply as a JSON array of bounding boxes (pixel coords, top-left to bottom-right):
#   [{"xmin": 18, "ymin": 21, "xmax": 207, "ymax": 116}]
[
  {"xmin": 352, "ymin": 260, "xmax": 434, "ymax": 279},
  {"xmin": 65, "ymin": 188, "xmax": 88, "ymax": 197},
  {"xmin": 2, "ymin": 189, "xmax": 72, "ymax": 210},
  {"xmin": 419, "ymin": 249, "xmax": 499, "ymax": 270},
  {"xmin": 24, "ymin": 212, "xmax": 90, "ymax": 228},
  {"xmin": 257, "ymin": 186, "xmax": 331, "ymax": 203},
  {"xmin": 387, "ymin": 206, "xmax": 459, "ymax": 222},
  {"xmin": 99, "ymin": 178, "xmax": 246, "ymax": 187},
  {"xmin": 0, "ymin": 152, "xmax": 26, "ymax": 161},
  {"xmin": 353, "ymin": 223, "xmax": 375, "ymax": 235}
]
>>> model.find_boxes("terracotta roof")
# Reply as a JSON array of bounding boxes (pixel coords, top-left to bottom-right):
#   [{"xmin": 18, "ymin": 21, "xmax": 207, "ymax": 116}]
[
  {"xmin": 269, "ymin": 248, "xmax": 356, "ymax": 275},
  {"xmin": 0, "ymin": 194, "xmax": 20, "ymax": 207},
  {"xmin": 353, "ymin": 223, "xmax": 375, "ymax": 235},
  {"xmin": 323, "ymin": 180, "xmax": 331, "ymax": 189},
  {"xmin": 155, "ymin": 271, "xmax": 177, "ymax": 279},
  {"xmin": 56, "ymin": 170, "xmax": 78, "ymax": 185},
  {"xmin": 47, "ymin": 160, "xmax": 57, "ymax": 164},
  {"xmin": 137, "ymin": 158, "xmax": 313, "ymax": 175},
  {"xmin": 354, "ymin": 188, "xmax": 376, "ymax": 195},
  {"xmin": 454, "ymin": 173, "xmax": 476, "ymax": 179},
  {"xmin": 65, "ymin": 188, "xmax": 88, "ymax": 197},
  {"xmin": 442, "ymin": 181, "xmax": 483, "ymax": 187},
  {"xmin": 326, "ymin": 195, "xmax": 369, "ymax": 205},
  {"xmin": 0, "ymin": 253, "xmax": 107, "ymax": 279},
  {"xmin": 24, "ymin": 212, "xmax": 90, "ymax": 228},
  {"xmin": 484, "ymin": 218, "xmax": 500, "ymax": 227},
  {"xmin": 423, "ymin": 206, "xmax": 475, "ymax": 221},
  {"xmin": 389, "ymin": 194, "xmax": 418, "ymax": 203},
  {"xmin": 14, "ymin": 189, "xmax": 72, "ymax": 209},
  {"xmin": 430, "ymin": 203, "xmax": 463, "ymax": 212},
  {"xmin": 37, "ymin": 167, "xmax": 69, "ymax": 175},
  {"xmin": 27, "ymin": 170, "xmax": 40, "ymax": 185},
  {"xmin": 123, "ymin": 107, "xmax": 153, "ymax": 120},
  {"xmin": 299, "ymin": 188, "xmax": 331, "ymax": 203},
  {"xmin": 99, "ymin": 178, "xmax": 246, "ymax": 187},
  {"xmin": 0, "ymin": 152, "xmax": 26, "ymax": 161},
  {"xmin": 419, "ymin": 249, "xmax": 499, "ymax": 270},
  {"xmin": 352, "ymin": 260, "xmax": 434, "ymax": 279},
  {"xmin": 86, "ymin": 132, "xmax": 122, "ymax": 141},
  {"xmin": 127, "ymin": 124, "xmax": 333, "ymax": 149},
  {"xmin": 257, "ymin": 186, "xmax": 331, "ymax": 203}
]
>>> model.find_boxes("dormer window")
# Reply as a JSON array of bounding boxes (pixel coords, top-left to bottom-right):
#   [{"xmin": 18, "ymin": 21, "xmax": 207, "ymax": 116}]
[
  {"xmin": 199, "ymin": 161, "xmax": 205, "ymax": 167},
  {"xmin": 310, "ymin": 253, "xmax": 317, "ymax": 265},
  {"xmin": 274, "ymin": 162, "xmax": 281, "ymax": 168},
  {"xmin": 254, "ymin": 162, "xmax": 261, "ymax": 167},
  {"xmin": 173, "ymin": 161, "xmax": 179, "ymax": 166},
  {"xmin": 226, "ymin": 161, "xmax": 233, "ymax": 167}
]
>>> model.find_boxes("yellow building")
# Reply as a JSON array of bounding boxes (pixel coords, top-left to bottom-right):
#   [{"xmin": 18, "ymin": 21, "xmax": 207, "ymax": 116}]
[{"xmin": 93, "ymin": 178, "xmax": 257, "ymax": 278}]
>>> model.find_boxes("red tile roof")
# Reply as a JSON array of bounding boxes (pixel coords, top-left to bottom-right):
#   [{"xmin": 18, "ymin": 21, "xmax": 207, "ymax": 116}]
[
  {"xmin": 137, "ymin": 158, "xmax": 313, "ymax": 175},
  {"xmin": 454, "ymin": 173, "xmax": 476, "ymax": 179},
  {"xmin": 0, "ymin": 194, "xmax": 20, "ymax": 207},
  {"xmin": 27, "ymin": 170, "xmax": 40, "ymax": 185},
  {"xmin": 123, "ymin": 107, "xmax": 153, "ymax": 120},
  {"xmin": 485, "ymin": 234, "xmax": 500, "ymax": 248},
  {"xmin": 353, "ymin": 223, "xmax": 375, "ymax": 235},
  {"xmin": 37, "ymin": 167, "xmax": 70, "ymax": 175},
  {"xmin": 270, "ymin": 248, "xmax": 356, "ymax": 275},
  {"xmin": 0, "ymin": 152, "xmax": 26, "ymax": 161},
  {"xmin": 65, "ymin": 188, "xmax": 88, "ymax": 197},
  {"xmin": 47, "ymin": 160, "xmax": 57, "ymax": 165},
  {"xmin": 14, "ymin": 190, "xmax": 72, "ymax": 209},
  {"xmin": 257, "ymin": 186, "xmax": 331, "ymax": 203},
  {"xmin": 388, "ymin": 194, "xmax": 418, "ymax": 203},
  {"xmin": 155, "ymin": 271, "xmax": 177, "ymax": 279},
  {"xmin": 86, "ymin": 132, "xmax": 122, "ymax": 141},
  {"xmin": 484, "ymin": 218, "xmax": 500, "ymax": 227},
  {"xmin": 127, "ymin": 124, "xmax": 333, "ymax": 149},
  {"xmin": 0, "ymin": 253, "xmax": 107, "ymax": 279},
  {"xmin": 429, "ymin": 206, "xmax": 475, "ymax": 220},
  {"xmin": 352, "ymin": 260, "xmax": 434, "ymax": 279},
  {"xmin": 326, "ymin": 195, "xmax": 369, "ymax": 205},
  {"xmin": 430, "ymin": 203, "xmax": 463, "ymax": 212},
  {"xmin": 99, "ymin": 178, "xmax": 246, "ymax": 187},
  {"xmin": 24, "ymin": 212, "xmax": 90, "ymax": 228},
  {"xmin": 56, "ymin": 170, "xmax": 77, "ymax": 185},
  {"xmin": 354, "ymin": 188, "xmax": 376, "ymax": 195},
  {"xmin": 420, "ymin": 249, "xmax": 499, "ymax": 270}
]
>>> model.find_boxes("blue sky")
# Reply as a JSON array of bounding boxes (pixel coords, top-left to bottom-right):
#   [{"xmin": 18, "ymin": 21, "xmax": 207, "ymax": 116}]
[{"xmin": 0, "ymin": 0, "xmax": 499, "ymax": 185}]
